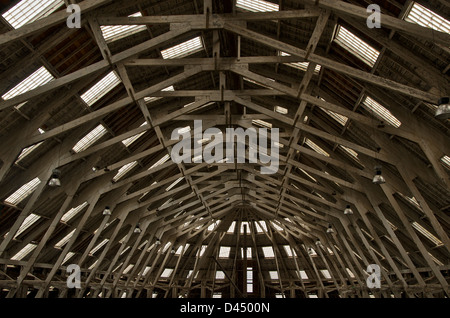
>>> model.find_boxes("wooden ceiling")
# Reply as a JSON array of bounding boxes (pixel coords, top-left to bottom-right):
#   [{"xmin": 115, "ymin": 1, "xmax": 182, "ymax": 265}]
[{"xmin": 0, "ymin": 0, "xmax": 449, "ymax": 299}]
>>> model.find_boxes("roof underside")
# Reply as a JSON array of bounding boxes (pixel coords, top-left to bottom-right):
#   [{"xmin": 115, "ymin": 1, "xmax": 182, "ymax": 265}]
[{"xmin": 0, "ymin": 0, "xmax": 449, "ymax": 299}]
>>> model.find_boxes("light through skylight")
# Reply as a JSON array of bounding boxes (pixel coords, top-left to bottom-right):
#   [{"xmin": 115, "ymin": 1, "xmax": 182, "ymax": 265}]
[
  {"xmin": 81, "ymin": 71, "xmax": 121, "ymax": 107},
  {"xmin": 440, "ymin": 155, "xmax": 450, "ymax": 170},
  {"xmin": 14, "ymin": 213, "xmax": 41, "ymax": 239},
  {"xmin": 405, "ymin": 2, "xmax": 450, "ymax": 34},
  {"xmin": 113, "ymin": 161, "xmax": 138, "ymax": 182},
  {"xmin": 11, "ymin": 243, "xmax": 37, "ymax": 261},
  {"xmin": 61, "ymin": 202, "xmax": 88, "ymax": 223},
  {"xmin": 161, "ymin": 37, "xmax": 203, "ymax": 59},
  {"xmin": 334, "ymin": 26, "xmax": 380, "ymax": 67},
  {"xmin": 362, "ymin": 96, "xmax": 402, "ymax": 128},
  {"xmin": 4, "ymin": 177, "xmax": 41, "ymax": 206},
  {"xmin": 122, "ymin": 122, "xmax": 147, "ymax": 147},
  {"xmin": 236, "ymin": 0, "xmax": 279, "ymax": 12},
  {"xmin": 2, "ymin": 0, "xmax": 64, "ymax": 29},
  {"xmin": 305, "ymin": 138, "xmax": 330, "ymax": 157},
  {"xmin": 101, "ymin": 12, "xmax": 147, "ymax": 43},
  {"xmin": 16, "ymin": 129, "xmax": 46, "ymax": 163},
  {"xmin": 2, "ymin": 66, "xmax": 54, "ymax": 109},
  {"xmin": 72, "ymin": 124, "xmax": 108, "ymax": 153},
  {"xmin": 280, "ymin": 52, "xmax": 321, "ymax": 74}
]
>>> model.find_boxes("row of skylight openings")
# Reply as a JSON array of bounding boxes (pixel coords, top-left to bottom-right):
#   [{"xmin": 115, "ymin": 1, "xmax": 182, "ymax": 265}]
[
  {"xmin": 2, "ymin": 0, "xmax": 63, "ymax": 29},
  {"xmin": 227, "ymin": 220, "xmax": 286, "ymax": 233},
  {"xmin": 1, "ymin": 66, "xmax": 55, "ymax": 110},
  {"xmin": 334, "ymin": 25, "xmax": 380, "ymax": 67},
  {"xmin": 279, "ymin": 52, "xmax": 322, "ymax": 74},
  {"xmin": 101, "ymin": 12, "xmax": 147, "ymax": 43},
  {"xmin": 405, "ymin": 2, "xmax": 450, "ymax": 34}
]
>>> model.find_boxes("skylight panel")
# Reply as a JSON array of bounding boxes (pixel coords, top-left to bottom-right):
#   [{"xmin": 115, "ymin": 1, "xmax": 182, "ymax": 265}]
[
  {"xmin": 334, "ymin": 26, "xmax": 380, "ymax": 67},
  {"xmin": 4, "ymin": 177, "xmax": 41, "ymax": 206},
  {"xmin": 339, "ymin": 145, "xmax": 360, "ymax": 161},
  {"xmin": 62, "ymin": 252, "xmax": 75, "ymax": 265},
  {"xmin": 346, "ymin": 268, "xmax": 355, "ymax": 278},
  {"xmin": 11, "ymin": 243, "xmax": 37, "ymax": 261},
  {"xmin": 161, "ymin": 37, "xmax": 203, "ymax": 59},
  {"xmin": 101, "ymin": 12, "xmax": 147, "ymax": 43},
  {"xmin": 90, "ymin": 238, "xmax": 109, "ymax": 255},
  {"xmin": 321, "ymin": 107, "xmax": 348, "ymax": 126},
  {"xmin": 299, "ymin": 270, "xmax": 308, "ymax": 280},
  {"xmin": 283, "ymin": 245, "xmax": 296, "ymax": 257},
  {"xmin": 411, "ymin": 222, "xmax": 443, "ymax": 246},
  {"xmin": 197, "ymin": 245, "xmax": 207, "ymax": 257},
  {"xmin": 123, "ymin": 264, "xmax": 134, "ymax": 274},
  {"xmin": 16, "ymin": 129, "xmax": 46, "ymax": 163},
  {"xmin": 144, "ymin": 86, "xmax": 174, "ymax": 103},
  {"xmin": 275, "ymin": 106, "xmax": 288, "ymax": 114},
  {"xmin": 14, "ymin": 213, "xmax": 41, "ymax": 239},
  {"xmin": 269, "ymin": 271, "xmax": 279, "ymax": 280},
  {"xmin": 305, "ymin": 138, "xmax": 330, "ymax": 157},
  {"xmin": 207, "ymin": 220, "xmax": 220, "ymax": 232},
  {"xmin": 142, "ymin": 266, "xmax": 152, "ymax": 276},
  {"xmin": 72, "ymin": 124, "xmax": 108, "ymax": 153},
  {"xmin": 240, "ymin": 221, "xmax": 251, "ymax": 234},
  {"xmin": 165, "ymin": 177, "xmax": 184, "ymax": 191},
  {"xmin": 241, "ymin": 247, "xmax": 252, "ymax": 259},
  {"xmin": 227, "ymin": 222, "xmax": 236, "ymax": 233},
  {"xmin": 320, "ymin": 269, "xmax": 332, "ymax": 279},
  {"xmin": 279, "ymin": 52, "xmax": 321, "ymax": 73},
  {"xmin": 405, "ymin": 2, "xmax": 450, "ymax": 34},
  {"xmin": 2, "ymin": 66, "xmax": 54, "ymax": 109},
  {"xmin": 161, "ymin": 268, "xmax": 174, "ymax": 278},
  {"xmin": 252, "ymin": 119, "xmax": 272, "ymax": 129},
  {"xmin": 362, "ymin": 96, "xmax": 402, "ymax": 128},
  {"xmin": 262, "ymin": 246, "xmax": 275, "ymax": 258},
  {"xmin": 55, "ymin": 229, "xmax": 75, "ymax": 249},
  {"xmin": 113, "ymin": 161, "xmax": 138, "ymax": 182},
  {"xmin": 2, "ymin": 0, "xmax": 64, "ymax": 29},
  {"xmin": 440, "ymin": 155, "xmax": 450, "ymax": 170},
  {"xmin": 149, "ymin": 154, "xmax": 170, "ymax": 170},
  {"xmin": 122, "ymin": 122, "xmax": 147, "ymax": 147},
  {"xmin": 81, "ymin": 71, "xmax": 121, "ymax": 107},
  {"xmin": 61, "ymin": 202, "xmax": 88, "ymax": 223},
  {"xmin": 236, "ymin": 0, "xmax": 279, "ymax": 12},
  {"xmin": 219, "ymin": 246, "xmax": 231, "ymax": 258},
  {"xmin": 215, "ymin": 271, "xmax": 226, "ymax": 280}
]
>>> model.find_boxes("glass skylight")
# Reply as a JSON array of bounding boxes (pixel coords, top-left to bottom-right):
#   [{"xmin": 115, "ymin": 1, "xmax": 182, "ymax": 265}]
[
  {"xmin": 262, "ymin": 246, "xmax": 275, "ymax": 258},
  {"xmin": 149, "ymin": 154, "xmax": 170, "ymax": 170},
  {"xmin": 144, "ymin": 86, "xmax": 174, "ymax": 103},
  {"xmin": 405, "ymin": 2, "xmax": 450, "ymax": 34},
  {"xmin": 123, "ymin": 264, "xmax": 134, "ymax": 274},
  {"xmin": 241, "ymin": 247, "xmax": 252, "ymax": 259},
  {"xmin": 334, "ymin": 26, "xmax": 380, "ymax": 67},
  {"xmin": 236, "ymin": 0, "xmax": 279, "ymax": 12},
  {"xmin": 81, "ymin": 71, "xmax": 121, "ymax": 107},
  {"xmin": 161, "ymin": 268, "xmax": 174, "ymax": 278},
  {"xmin": 362, "ymin": 96, "xmax": 402, "ymax": 128},
  {"xmin": 320, "ymin": 269, "xmax": 332, "ymax": 279},
  {"xmin": 215, "ymin": 271, "xmax": 226, "ymax": 280},
  {"xmin": 227, "ymin": 221, "xmax": 236, "ymax": 233},
  {"xmin": 280, "ymin": 52, "xmax": 321, "ymax": 74},
  {"xmin": 299, "ymin": 270, "xmax": 308, "ymax": 280},
  {"xmin": 72, "ymin": 124, "xmax": 108, "ymax": 153},
  {"xmin": 219, "ymin": 246, "xmax": 231, "ymax": 258},
  {"xmin": 113, "ymin": 161, "xmax": 139, "ymax": 182},
  {"xmin": 305, "ymin": 138, "xmax": 330, "ymax": 157},
  {"xmin": 240, "ymin": 221, "xmax": 251, "ymax": 234},
  {"xmin": 62, "ymin": 252, "xmax": 75, "ymax": 265},
  {"xmin": 440, "ymin": 155, "xmax": 450, "ymax": 170},
  {"xmin": 101, "ymin": 12, "xmax": 147, "ymax": 43},
  {"xmin": 55, "ymin": 229, "xmax": 75, "ymax": 249},
  {"xmin": 16, "ymin": 129, "xmax": 46, "ymax": 163},
  {"xmin": 252, "ymin": 119, "xmax": 272, "ymax": 129},
  {"xmin": 275, "ymin": 106, "xmax": 288, "ymax": 114},
  {"xmin": 165, "ymin": 177, "xmax": 184, "ymax": 191},
  {"xmin": 122, "ymin": 122, "xmax": 147, "ymax": 147},
  {"xmin": 161, "ymin": 37, "xmax": 204, "ymax": 59},
  {"xmin": 255, "ymin": 221, "xmax": 267, "ymax": 233},
  {"xmin": 4, "ymin": 177, "xmax": 41, "ymax": 206},
  {"xmin": 14, "ymin": 213, "xmax": 41, "ymax": 239},
  {"xmin": 269, "ymin": 270, "xmax": 279, "ymax": 280},
  {"xmin": 2, "ymin": 66, "xmax": 54, "ymax": 109},
  {"xmin": 11, "ymin": 243, "xmax": 37, "ymax": 261},
  {"xmin": 339, "ymin": 145, "xmax": 360, "ymax": 161},
  {"xmin": 412, "ymin": 222, "xmax": 443, "ymax": 246},
  {"xmin": 61, "ymin": 202, "xmax": 88, "ymax": 223},
  {"xmin": 321, "ymin": 107, "xmax": 348, "ymax": 126},
  {"xmin": 283, "ymin": 245, "xmax": 296, "ymax": 257},
  {"xmin": 2, "ymin": 0, "xmax": 64, "ymax": 29},
  {"xmin": 90, "ymin": 238, "xmax": 109, "ymax": 255}
]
